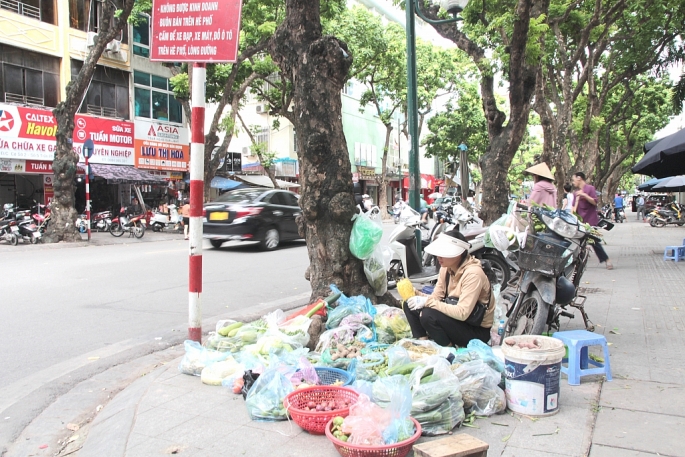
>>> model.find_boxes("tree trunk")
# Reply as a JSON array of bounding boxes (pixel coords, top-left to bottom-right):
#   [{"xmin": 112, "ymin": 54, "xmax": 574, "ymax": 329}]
[
  {"xmin": 269, "ymin": 0, "xmax": 376, "ymax": 301},
  {"xmin": 44, "ymin": 0, "xmax": 135, "ymax": 243},
  {"xmin": 376, "ymin": 124, "xmax": 394, "ymax": 219}
]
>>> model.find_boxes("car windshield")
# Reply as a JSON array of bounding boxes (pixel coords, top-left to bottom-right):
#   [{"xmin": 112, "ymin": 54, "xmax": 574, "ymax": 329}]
[{"xmin": 213, "ymin": 189, "xmax": 264, "ymax": 204}]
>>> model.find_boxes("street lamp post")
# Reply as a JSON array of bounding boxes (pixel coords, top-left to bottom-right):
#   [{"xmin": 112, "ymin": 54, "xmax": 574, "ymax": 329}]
[{"xmin": 406, "ymin": 0, "xmax": 467, "ymax": 254}]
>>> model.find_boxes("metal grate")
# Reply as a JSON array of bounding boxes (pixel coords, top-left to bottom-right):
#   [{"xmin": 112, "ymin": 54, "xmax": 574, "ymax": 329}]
[
  {"xmin": 4, "ymin": 92, "xmax": 44, "ymax": 106},
  {"xmin": 0, "ymin": 0, "xmax": 40, "ymax": 20},
  {"xmin": 86, "ymin": 105, "xmax": 118, "ymax": 118}
]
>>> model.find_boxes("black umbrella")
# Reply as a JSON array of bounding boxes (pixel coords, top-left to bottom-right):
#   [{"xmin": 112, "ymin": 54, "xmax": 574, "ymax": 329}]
[{"xmin": 632, "ymin": 128, "xmax": 685, "ymax": 178}]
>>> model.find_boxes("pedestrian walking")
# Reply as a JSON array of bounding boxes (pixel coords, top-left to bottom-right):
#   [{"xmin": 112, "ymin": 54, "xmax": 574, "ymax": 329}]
[
  {"xmin": 636, "ymin": 194, "xmax": 645, "ymax": 221},
  {"xmin": 573, "ymin": 172, "xmax": 613, "ymax": 270},
  {"xmin": 181, "ymin": 199, "xmax": 190, "ymax": 240}
]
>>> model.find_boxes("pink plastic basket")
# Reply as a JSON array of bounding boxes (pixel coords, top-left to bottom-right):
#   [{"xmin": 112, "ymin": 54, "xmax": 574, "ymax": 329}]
[
  {"xmin": 324, "ymin": 417, "xmax": 422, "ymax": 457},
  {"xmin": 284, "ymin": 386, "xmax": 359, "ymax": 435}
]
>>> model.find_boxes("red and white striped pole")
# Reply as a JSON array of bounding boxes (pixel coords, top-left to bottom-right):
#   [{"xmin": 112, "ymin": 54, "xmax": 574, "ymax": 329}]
[
  {"xmin": 85, "ymin": 154, "xmax": 91, "ymax": 242},
  {"xmin": 188, "ymin": 63, "xmax": 206, "ymax": 342}
]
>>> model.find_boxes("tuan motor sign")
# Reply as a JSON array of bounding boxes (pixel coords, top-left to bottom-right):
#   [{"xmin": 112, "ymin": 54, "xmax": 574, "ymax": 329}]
[
  {"xmin": 150, "ymin": 0, "xmax": 243, "ymax": 63},
  {"xmin": 0, "ymin": 104, "xmax": 134, "ymax": 165}
]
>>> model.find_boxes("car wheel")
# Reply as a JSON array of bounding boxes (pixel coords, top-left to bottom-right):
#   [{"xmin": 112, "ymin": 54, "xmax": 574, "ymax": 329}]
[
  {"xmin": 260, "ymin": 227, "xmax": 280, "ymax": 250},
  {"xmin": 210, "ymin": 240, "xmax": 224, "ymax": 248}
]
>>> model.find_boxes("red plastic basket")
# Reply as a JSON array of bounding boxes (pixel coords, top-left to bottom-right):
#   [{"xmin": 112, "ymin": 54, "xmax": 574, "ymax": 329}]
[
  {"xmin": 324, "ymin": 417, "xmax": 422, "ymax": 457},
  {"xmin": 284, "ymin": 386, "xmax": 359, "ymax": 435}
]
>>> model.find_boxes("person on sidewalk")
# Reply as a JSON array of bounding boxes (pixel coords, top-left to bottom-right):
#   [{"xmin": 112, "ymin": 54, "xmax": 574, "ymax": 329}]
[
  {"xmin": 181, "ymin": 199, "xmax": 190, "ymax": 240},
  {"xmin": 562, "ymin": 183, "xmax": 574, "ymax": 212},
  {"xmin": 636, "ymin": 194, "xmax": 645, "ymax": 221},
  {"xmin": 526, "ymin": 163, "xmax": 557, "ymax": 208},
  {"xmin": 614, "ymin": 193, "xmax": 624, "ymax": 222},
  {"xmin": 573, "ymin": 172, "xmax": 613, "ymax": 270},
  {"xmin": 403, "ymin": 230, "xmax": 494, "ymax": 347}
]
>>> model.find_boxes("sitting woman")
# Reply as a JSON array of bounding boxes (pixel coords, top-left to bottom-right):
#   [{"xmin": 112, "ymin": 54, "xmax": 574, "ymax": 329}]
[{"xmin": 403, "ymin": 230, "xmax": 494, "ymax": 347}]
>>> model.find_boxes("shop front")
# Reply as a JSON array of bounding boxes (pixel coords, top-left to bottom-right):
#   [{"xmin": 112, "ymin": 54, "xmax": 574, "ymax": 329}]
[
  {"xmin": 133, "ymin": 119, "xmax": 189, "ymax": 208},
  {"xmin": 0, "ymin": 103, "xmax": 136, "ymax": 211},
  {"xmin": 356, "ymin": 166, "xmax": 378, "ymax": 203}
]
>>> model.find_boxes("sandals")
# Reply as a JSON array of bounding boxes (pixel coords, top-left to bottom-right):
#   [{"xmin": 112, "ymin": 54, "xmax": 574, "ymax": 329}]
[{"xmin": 605, "ymin": 260, "xmax": 614, "ymax": 270}]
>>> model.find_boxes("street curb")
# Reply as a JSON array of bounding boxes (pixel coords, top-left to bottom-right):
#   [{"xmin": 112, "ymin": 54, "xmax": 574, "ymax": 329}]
[{"xmin": 77, "ymin": 365, "xmax": 165, "ymax": 457}]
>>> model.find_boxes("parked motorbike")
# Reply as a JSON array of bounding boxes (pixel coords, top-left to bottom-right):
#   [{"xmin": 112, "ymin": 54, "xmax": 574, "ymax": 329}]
[
  {"xmin": 387, "ymin": 206, "xmax": 440, "ymax": 288},
  {"xmin": 32, "ymin": 209, "xmax": 51, "ymax": 234},
  {"xmin": 649, "ymin": 202, "xmax": 685, "ymax": 227},
  {"xmin": 150, "ymin": 204, "xmax": 182, "ymax": 232},
  {"xmin": 503, "ymin": 208, "xmax": 603, "ymax": 336},
  {"xmin": 0, "ymin": 219, "xmax": 19, "ymax": 245},
  {"xmin": 15, "ymin": 215, "xmax": 41, "ymax": 244},
  {"xmin": 599, "ymin": 204, "xmax": 613, "ymax": 221},
  {"xmin": 109, "ymin": 207, "xmax": 146, "ymax": 238}
]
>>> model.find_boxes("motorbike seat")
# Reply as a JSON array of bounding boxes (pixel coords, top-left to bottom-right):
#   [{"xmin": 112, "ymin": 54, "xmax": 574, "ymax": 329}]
[
  {"xmin": 408, "ymin": 266, "xmax": 439, "ymax": 280},
  {"xmin": 462, "ymin": 227, "xmax": 488, "ymax": 241}
]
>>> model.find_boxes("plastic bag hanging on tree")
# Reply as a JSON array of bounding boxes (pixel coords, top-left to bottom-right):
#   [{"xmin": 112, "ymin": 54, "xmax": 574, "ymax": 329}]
[{"xmin": 349, "ymin": 210, "xmax": 383, "ymax": 260}]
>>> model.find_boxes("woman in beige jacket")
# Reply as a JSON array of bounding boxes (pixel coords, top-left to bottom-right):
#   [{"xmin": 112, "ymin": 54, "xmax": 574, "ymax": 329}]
[{"xmin": 403, "ymin": 230, "xmax": 495, "ymax": 347}]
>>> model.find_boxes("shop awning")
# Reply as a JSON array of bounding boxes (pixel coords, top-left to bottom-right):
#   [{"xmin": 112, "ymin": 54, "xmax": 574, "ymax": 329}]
[
  {"xmin": 91, "ymin": 164, "xmax": 166, "ymax": 184},
  {"xmin": 210, "ymin": 176, "xmax": 244, "ymax": 190},
  {"xmin": 237, "ymin": 174, "xmax": 301, "ymax": 189}
]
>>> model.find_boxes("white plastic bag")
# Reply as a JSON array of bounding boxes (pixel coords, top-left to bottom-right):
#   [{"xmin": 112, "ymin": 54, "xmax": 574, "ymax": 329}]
[
  {"xmin": 364, "ymin": 245, "xmax": 392, "ymax": 296},
  {"xmin": 200, "ymin": 357, "xmax": 243, "ymax": 386}
]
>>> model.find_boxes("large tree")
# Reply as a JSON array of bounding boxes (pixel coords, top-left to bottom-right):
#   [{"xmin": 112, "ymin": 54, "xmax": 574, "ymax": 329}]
[
  {"xmin": 416, "ymin": 0, "xmax": 550, "ymax": 223},
  {"xmin": 534, "ymin": 0, "xmax": 684, "ymax": 195},
  {"xmin": 45, "ymin": 0, "xmax": 137, "ymax": 242},
  {"xmin": 268, "ymin": 0, "xmax": 381, "ymax": 300}
]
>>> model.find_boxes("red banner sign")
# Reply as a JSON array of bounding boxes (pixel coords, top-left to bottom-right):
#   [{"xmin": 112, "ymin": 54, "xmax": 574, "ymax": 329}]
[
  {"xmin": 0, "ymin": 104, "xmax": 134, "ymax": 165},
  {"xmin": 150, "ymin": 0, "xmax": 243, "ymax": 63}
]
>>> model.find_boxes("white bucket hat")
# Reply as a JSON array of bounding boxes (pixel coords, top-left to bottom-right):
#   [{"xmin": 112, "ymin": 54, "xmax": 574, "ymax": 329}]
[{"xmin": 424, "ymin": 233, "xmax": 471, "ymax": 258}]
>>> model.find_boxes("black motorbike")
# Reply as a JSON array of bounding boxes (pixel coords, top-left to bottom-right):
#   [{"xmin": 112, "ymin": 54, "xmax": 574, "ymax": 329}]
[{"xmin": 504, "ymin": 208, "xmax": 606, "ymax": 336}]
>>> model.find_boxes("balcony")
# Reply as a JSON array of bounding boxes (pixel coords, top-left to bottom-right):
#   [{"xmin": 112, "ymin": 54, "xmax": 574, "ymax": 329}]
[
  {"xmin": 4, "ymin": 92, "xmax": 44, "ymax": 106},
  {"xmin": 86, "ymin": 105, "xmax": 118, "ymax": 118},
  {"xmin": 0, "ymin": 0, "xmax": 40, "ymax": 20}
]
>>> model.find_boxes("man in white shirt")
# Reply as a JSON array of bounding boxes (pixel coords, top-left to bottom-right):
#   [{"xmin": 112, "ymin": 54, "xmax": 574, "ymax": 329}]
[{"xmin": 636, "ymin": 194, "xmax": 645, "ymax": 221}]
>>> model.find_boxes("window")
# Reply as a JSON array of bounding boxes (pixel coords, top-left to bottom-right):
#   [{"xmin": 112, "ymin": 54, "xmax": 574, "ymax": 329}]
[
  {"xmin": 69, "ymin": 0, "xmax": 128, "ymax": 43},
  {"xmin": 0, "ymin": 44, "xmax": 59, "ymax": 107},
  {"xmin": 268, "ymin": 192, "xmax": 287, "ymax": 206},
  {"xmin": 283, "ymin": 193, "xmax": 299, "ymax": 207},
  {"xmin": 132, "ymin": 15, "xmax": 150, "ymax": 57},
  {"xmin": 71, "ymin": 60, "xmax": 129, "ymax": 118},
  {"xmin": 133, "ymin": 71, "xmax": 182, "ymax": 123},
  {"xmin": 354, "ymin": 143, "xmax": 378, "ymax": 167},
  {"xmin": 255, "ymin": 126, "xmax": 269, "ymax": 150},
  {"xmin": 0, "ymin": 0, "xmax": 55, "ymax": 24}
]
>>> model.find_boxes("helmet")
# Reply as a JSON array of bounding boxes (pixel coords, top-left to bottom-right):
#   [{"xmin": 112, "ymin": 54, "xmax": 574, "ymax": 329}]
[{"xmin": 555, "ymin": 276, "xmax": 576, "ymax": 305}]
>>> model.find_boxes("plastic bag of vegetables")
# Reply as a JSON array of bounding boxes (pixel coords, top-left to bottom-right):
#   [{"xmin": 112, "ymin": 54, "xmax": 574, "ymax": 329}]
[
  {"xmin": 371, "ymin": 375, "xmax": 415, "ymax": 444},
  {"xmin": 409, "ymin": 357, "xmax": 465, "ymax": 436},
  {"xmin": 178, "ymin": 340, "xmax": 233, "ymax": 376},
  {"xmin": 326, "ymin": 285, "xmax": 375, "ymax": 329},
  {"xmin": 374, "ymin": 308, "xmax": 412, "ymax": 344},
  {"xmin": 245, "ymin": 366, "xmax": 294, "ymax": 421},
  {"xmin": 342, "ymin": 394, "xmax": 392, "ymax": 445},
  {"xmin": 452, "ymin": 339, "xmax": 505, "ymax": 373},
  {"xmin": 451, "ymin": 359, "xmax": 505, "ymax": 416},
  {"xmin": 363, "ymin": 245, "xmax": 392, "ymax": 296},
  {"xmin": 315, "ymin": 326, "xmax": 356, "ymax": 353},
  {"xmin": 349, "ymin": 210, "xmax": 383, "ymax": 260},
  {"xmin": 200, "ymin": 356, "xmax": 243, "ymax": 386}
]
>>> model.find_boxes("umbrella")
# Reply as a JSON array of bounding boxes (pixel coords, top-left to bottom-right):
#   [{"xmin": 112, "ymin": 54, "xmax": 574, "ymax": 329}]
[
  {"xmin": 428, "ymin": 192, "xmax": 441, "ymax": 199},
  {"xmin": 652, "ymin": 175, "xmax": 685, "ymax": 191},
  {"xmin": 637, "ymin": 177, "xmax": 668, "ymax": 191},
  {"xmin": 632, "ymin": 128, "xmax": 685, "ymax": 177}
]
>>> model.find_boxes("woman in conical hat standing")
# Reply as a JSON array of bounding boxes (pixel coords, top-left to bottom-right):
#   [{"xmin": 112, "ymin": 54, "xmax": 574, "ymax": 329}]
[{"xmin": 526, "ymin": 162, "xmax": 557, "ymax": 208}]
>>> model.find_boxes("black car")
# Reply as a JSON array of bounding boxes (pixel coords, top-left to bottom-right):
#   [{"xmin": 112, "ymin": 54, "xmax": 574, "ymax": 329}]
[{"xmin": 203, "ymin": 188, "xmax": 302, "ymax": 250}]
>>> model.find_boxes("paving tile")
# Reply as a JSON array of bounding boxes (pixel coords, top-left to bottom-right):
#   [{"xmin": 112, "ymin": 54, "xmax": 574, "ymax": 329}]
[
  {"xmin": 593, "ymin": 405, "xmax": 685, "ymax": 456},
  {"xmin": 157, "ymin": 415, "xmax": 239, "ymax": 450},
  {"xmin": 125, "ymin": 432, "xmax": 149, "ymax": 451},
  {"xmin": 198, "ymin": 395, "xmax": 252, "ymax": 425},
  {"xmin": 159, "ymin": 387, "xmax": 231, "ymax": 416},
  {"xmin": 158, "ymin": 371, "xmax": 205, "ymax": 388},
  {"xmin": 501, "ymin": 446, "xmax": 575, "ymax": 457},
  {"xmin": 196, "ymin": 425, "xmax": 293, "ymax": 457},
  {"xmin": 136, "ymin": 384, "xmax": 191, "ymax": 413},
  {"xmin": 600, "ymin": 380, "xmax": 685, "ymax": 416},
  {"xmin": 505, "ymin": 405, "xmax": 593, "ymax": 456},
  {"xmin": 590, "ymin": 443, "xmax": 662, "ymax": 457},
  {"xmin": 131, "ymin": 406, "xmax": 196, "ymax": 437},
  {"xmin": 125, "ymin": 436, "xmax": 200, "ymax": 457}
]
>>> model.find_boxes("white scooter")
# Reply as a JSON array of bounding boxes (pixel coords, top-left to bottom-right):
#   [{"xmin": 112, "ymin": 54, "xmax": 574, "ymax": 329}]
[
  {"xmin": 386, "ymin": 206, "xmax": 440, "ymax": 288},
  {"xmin": 150, "ymin": 204, "xmax": 182, "ymax": 232}
]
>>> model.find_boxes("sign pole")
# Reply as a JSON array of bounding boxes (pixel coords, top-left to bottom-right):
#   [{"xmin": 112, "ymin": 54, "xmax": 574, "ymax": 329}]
[
  {"xmin": 188, "ymin": 63, "xmax": 206, "ymax": 343},
  {"xmin": 83, "ymin": 138, "xmax": 95, "ymax": 242}
]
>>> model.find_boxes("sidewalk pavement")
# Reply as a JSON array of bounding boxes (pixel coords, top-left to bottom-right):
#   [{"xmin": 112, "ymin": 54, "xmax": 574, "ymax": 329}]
[
  {"xmin": 0, "ymin": 230, "xmax": 186, "ymax": 253},
  {"xmin": 7, "ymin": 216, "xmax": 685, "ymax": 457}
]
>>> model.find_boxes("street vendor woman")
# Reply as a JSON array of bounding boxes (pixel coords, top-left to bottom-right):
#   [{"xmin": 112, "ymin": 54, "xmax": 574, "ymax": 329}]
[{"xmin": 403, "ymin": 230, "xmax": 494, "ymax": 347}]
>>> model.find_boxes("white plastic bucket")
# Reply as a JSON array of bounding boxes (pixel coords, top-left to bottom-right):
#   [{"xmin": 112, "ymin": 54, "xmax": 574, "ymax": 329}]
[{"xmin": 501, "ymin": 335, "xmax": 565, "ymax": 416}]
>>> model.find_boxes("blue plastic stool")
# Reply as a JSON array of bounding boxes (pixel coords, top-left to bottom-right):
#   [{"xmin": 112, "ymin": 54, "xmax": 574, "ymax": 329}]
[
  {"xmin": 552, "ymin": 330, "xmax": 612, "ymax": 386},
  {"xmin": 664, "ymin": 246, "xmax": 685, "ymax": 262}
]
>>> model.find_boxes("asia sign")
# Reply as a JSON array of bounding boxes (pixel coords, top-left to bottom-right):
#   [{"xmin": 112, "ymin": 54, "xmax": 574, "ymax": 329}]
[
  {"xmin": 0, "ymin": 104, "xmax": 134, "ymax": 165},
  {"xmin": 150, "ymin": 0, "xmax": 243, "ymax": 63},
  {"xmin": 134, "ymin": 119, "xmax": 189, "ymax": 171}
]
